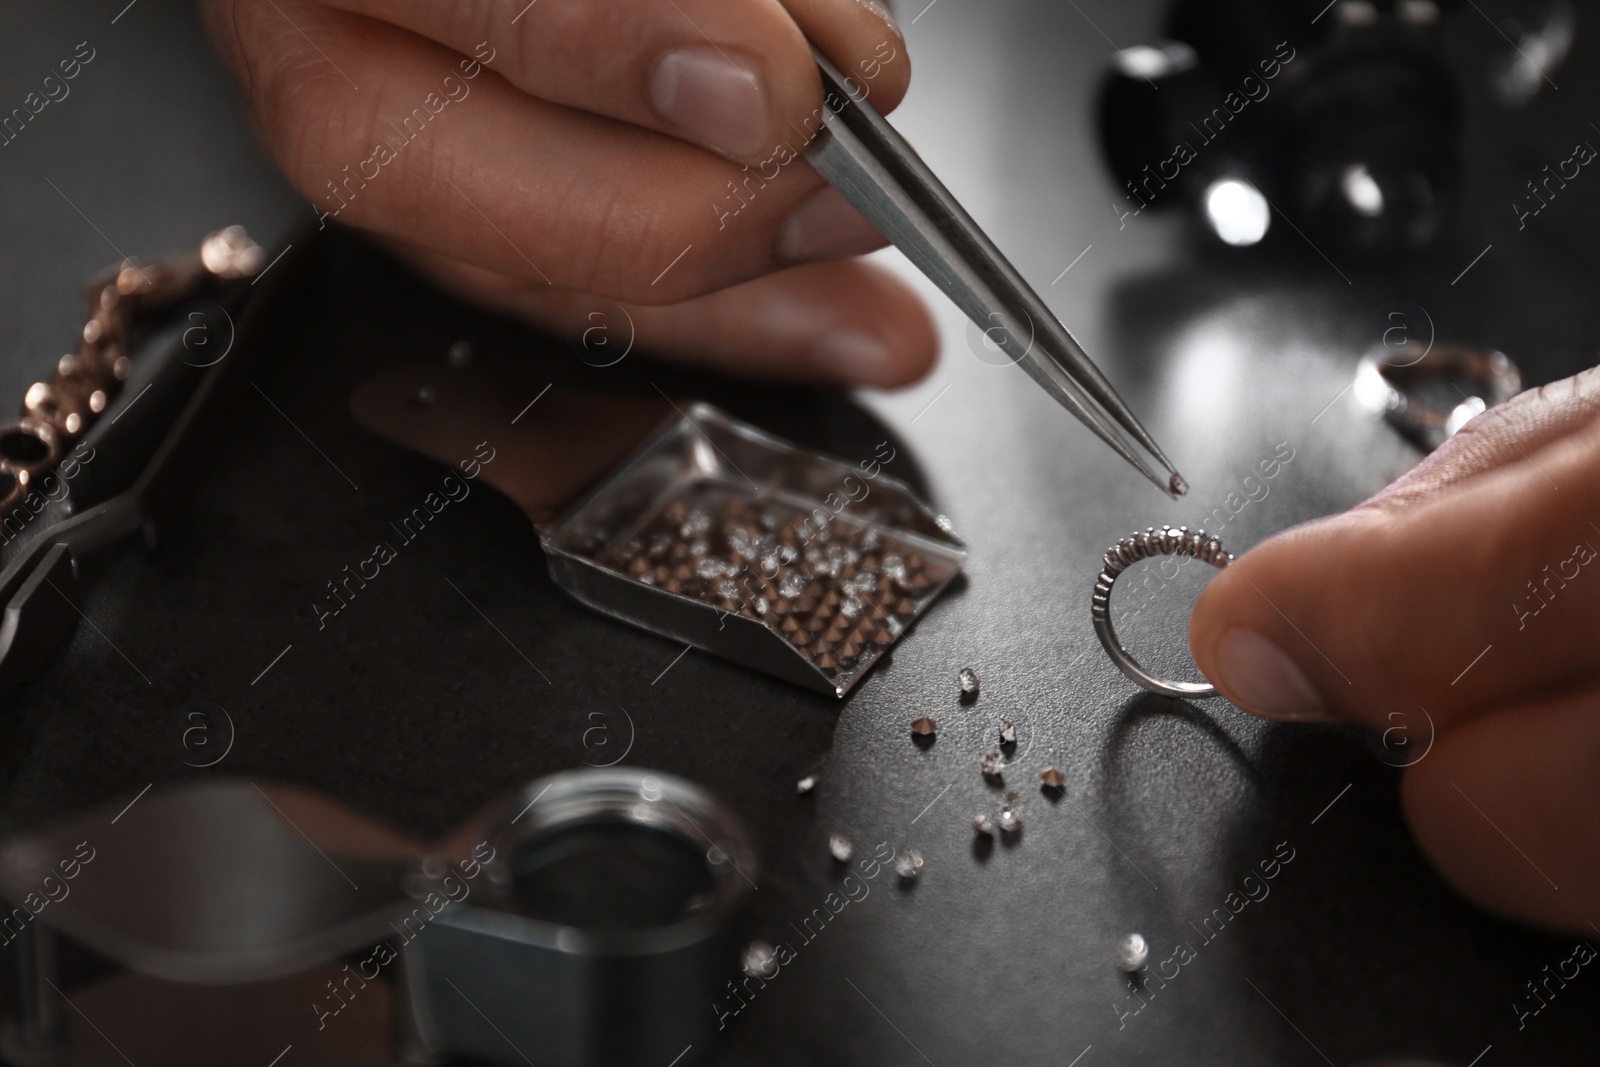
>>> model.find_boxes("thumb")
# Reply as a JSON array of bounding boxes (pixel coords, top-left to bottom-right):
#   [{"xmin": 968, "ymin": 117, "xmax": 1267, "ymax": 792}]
[{"xmin": 1188, "ymin": 388, "xmax": 1600, "ymax": 731}]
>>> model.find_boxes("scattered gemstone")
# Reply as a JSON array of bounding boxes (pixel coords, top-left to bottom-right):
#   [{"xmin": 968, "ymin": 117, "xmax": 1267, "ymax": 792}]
[
  {"xmin": 998, "ymin": 792, "xmax": 1024, "ymax": 833},
  {"xmin": 911, "ymin": 716, "xmax": 937, "ymax": 737},
  {"xmin": 828, "ymin": 834, "xmax": 853, "ymax": 863},
  {"xmin": 998, "ymin": 719, "xmax": 1017, "ymax": 744},
  {"xmin": 796, "ymin": 774, "xmax": 818, "ymax": 795},
  {"xmin": 972, "ymin": 813, "xmax": 996, "ymax": 837},
  {"xmin": 1038, "ymin": 767, "xmax": 1066, "ymax": 788},
  {"xmin": 980, "ymin": 747, "xmax": 1004, "ymax": 777},
  {"xmin": 743, "ymin": 940, "xmax": 779, "ymax": 979},
  {"xmin": 893, "ymin": 848, "xmax": 924, "ymax": 880},
  {"xmin": 958, "ymin": 667, "xmax": 980, "ymax": 696},
  {"xmin": 1116, "ymin": 933, "xmax": 1149, "ymax": 972}
]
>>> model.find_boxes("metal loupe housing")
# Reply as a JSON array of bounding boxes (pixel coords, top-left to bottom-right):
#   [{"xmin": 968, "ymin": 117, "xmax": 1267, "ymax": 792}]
[
  {"xmin": 0, "ymin": 770, "xmax": 754, "ymax": 1067},
  {"xmin": 410, "ymin": 768, "xmax": 755, "ymax": 1066}
]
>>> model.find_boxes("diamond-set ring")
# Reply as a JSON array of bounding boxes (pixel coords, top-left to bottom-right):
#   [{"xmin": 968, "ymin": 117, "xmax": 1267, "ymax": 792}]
[{"xmin": 1091, "ymin": 525, "xmax": 1233, "ymax": 699}]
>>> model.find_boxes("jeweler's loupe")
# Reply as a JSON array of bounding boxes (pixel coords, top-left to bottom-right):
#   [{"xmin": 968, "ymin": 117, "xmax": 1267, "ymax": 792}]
[
  {"xmin": 411, "ymin": 768, "xmax": 756, "ymax": 1067},
  {"xmin": 0, "ymin": 770, "xmax": 754, "ymax": 1067}
]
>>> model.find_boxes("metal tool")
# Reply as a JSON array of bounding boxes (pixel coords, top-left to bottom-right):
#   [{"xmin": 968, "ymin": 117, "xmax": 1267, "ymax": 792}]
[{"xmin": 805, "ymin": 49, "xmax": 1188, "ymax": 498}]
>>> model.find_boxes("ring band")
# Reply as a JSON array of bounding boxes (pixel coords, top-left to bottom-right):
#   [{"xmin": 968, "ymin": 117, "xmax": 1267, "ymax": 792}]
[{"xmin": 1091, "ymin": 525, "xmax": 1233, "ymax": 699}]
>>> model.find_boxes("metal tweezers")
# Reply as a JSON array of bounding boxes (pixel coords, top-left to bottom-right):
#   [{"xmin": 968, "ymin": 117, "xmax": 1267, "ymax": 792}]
[{"xmin": 805, "ymin": 49, "xmax": 1187, "ymax": 498}]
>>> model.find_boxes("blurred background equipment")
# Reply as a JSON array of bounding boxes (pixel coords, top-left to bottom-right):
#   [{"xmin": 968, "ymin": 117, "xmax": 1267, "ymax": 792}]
[{"xmin": 1097, "ymin": 0, "xmax": 1577, "ymax": 260}]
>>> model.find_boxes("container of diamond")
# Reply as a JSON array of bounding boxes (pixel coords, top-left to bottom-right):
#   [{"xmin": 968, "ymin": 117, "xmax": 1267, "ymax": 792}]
[{"xmin": 353, "ymin": 372, "xmax": 966, "ymax": 698}]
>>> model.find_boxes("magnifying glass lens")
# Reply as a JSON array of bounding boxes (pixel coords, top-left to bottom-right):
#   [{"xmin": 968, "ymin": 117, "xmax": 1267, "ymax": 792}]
[{"xmin": 509, "ymin": 821, "xmax": 716, "ymax": 931}]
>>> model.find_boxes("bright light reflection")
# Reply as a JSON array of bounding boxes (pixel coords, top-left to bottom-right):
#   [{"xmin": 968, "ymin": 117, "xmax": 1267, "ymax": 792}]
[
  {"xmin": 1203, "ymin": 180, "xmax": 1270, "ymax": 246},
  {"xmin": 1445, "ymin": 396, "xmax": 1487, "ymax": 437},
  {"xmin": 1340, "ymin": 164, "xmax": 1385, "ymax": 218}
]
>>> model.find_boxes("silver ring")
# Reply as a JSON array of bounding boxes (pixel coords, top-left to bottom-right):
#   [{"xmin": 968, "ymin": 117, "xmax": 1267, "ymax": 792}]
[
  {"xmin": 1355, "ymin": 341, "xmax": 1522, "ymax": 452},
  {"xmin": 1091, "ymin": 525, "xmax": 1233, "ymax": 699}
]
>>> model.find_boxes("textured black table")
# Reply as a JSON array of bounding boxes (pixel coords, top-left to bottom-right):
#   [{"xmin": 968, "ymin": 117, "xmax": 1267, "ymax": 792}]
[{"xmin": 3, "ymin": 2, "xmax": 1600, "ymax": 1065}]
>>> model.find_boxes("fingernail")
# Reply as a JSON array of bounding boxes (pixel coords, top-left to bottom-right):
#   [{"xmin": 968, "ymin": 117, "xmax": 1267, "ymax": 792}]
[
  {"xmin": 864, "ymin": 0, "xmax": 900, "ymax": 31},
  {"xmin": 649, "ymin": 45, "xmax": 770, "ymax": 160},
  {"xmin": 1212, "ymin": 628, "xmax": 1329, "ymax": 722},
  {"xmin": 810, "ymin": 328, "xmax": 895, "ymax": 384},
  {"xmin": 775, "ymin": 187, "xmax": 887, "ymax": 264}
]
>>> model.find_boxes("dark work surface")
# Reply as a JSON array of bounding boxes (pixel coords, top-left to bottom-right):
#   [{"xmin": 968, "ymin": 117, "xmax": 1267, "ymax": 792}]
[{"xmin": 3, "ymin": 1, "xmax": 1600, "ymax": 1066}]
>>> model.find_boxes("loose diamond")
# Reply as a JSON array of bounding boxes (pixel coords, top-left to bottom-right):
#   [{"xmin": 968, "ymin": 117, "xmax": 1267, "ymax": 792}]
[
  {"xmin": 972, "ymin": 813, "xmax": 995, "ymax": 836},
  {"xmin": 696, "ymin": 557, "xmax": 731, "ymax": 579},
  {"xmin": 778, "ymin": 571, "xmax": 810, "ymax": 599},
  {"xmin": 998, "ymin": 792, "xmax": 1024, "ymax": 833},
  {"xmin": 893, "ymin": 848, "xmax": 923, "ymax": 880},
  {"xmin": 911, "ymin": 716, "xmax": 937, "ymax": 736},
  {"xmin": 796, "ymin": 774, "xmax": 818, "ymax": 795},
  {"xmin": 980, "ymin": 747, "xmax": 1004, "ymax": 777},
  {"xmin": 958, "ymin": 667, "xmax": 980, "ymax": 696},
  {"xmin": 1116, "ymin": 933, "xmax": 1149, "ymax": 972},
  {"xmin": 828, "ymin": 834, "xmax": 853, "ymax": 862},
  {"xmin": 998, "ymin": 719, "xmax": 1017, "ymax": 744},
  {"xmin": 729, "ymin": 527, "xmax": 758, "ymax": 560},
  {"xmin": 1038, "ymin": 767, "xmax": 1065, "ymax": 788}
]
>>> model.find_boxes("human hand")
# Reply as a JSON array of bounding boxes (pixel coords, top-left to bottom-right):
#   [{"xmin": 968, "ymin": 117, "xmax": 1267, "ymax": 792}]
[
  {"xmin": 200, "ymin": 0, "xmax": 934, "ymax": 386},
  {"xmin": 1190, "ymin": 367, "xmax": 1600, "ymax": 933}
]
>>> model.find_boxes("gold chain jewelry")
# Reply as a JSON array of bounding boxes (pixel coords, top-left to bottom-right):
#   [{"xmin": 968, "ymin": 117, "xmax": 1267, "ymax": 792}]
[{"xmin": 5, "ymin": 226, "xmax": 264, "ymax": 513}]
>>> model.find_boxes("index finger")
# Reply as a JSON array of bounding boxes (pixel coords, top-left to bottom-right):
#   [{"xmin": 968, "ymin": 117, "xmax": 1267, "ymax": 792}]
[{"xmin": 318, "ymin": 0, "xmax": 909, "ymax": 163}]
